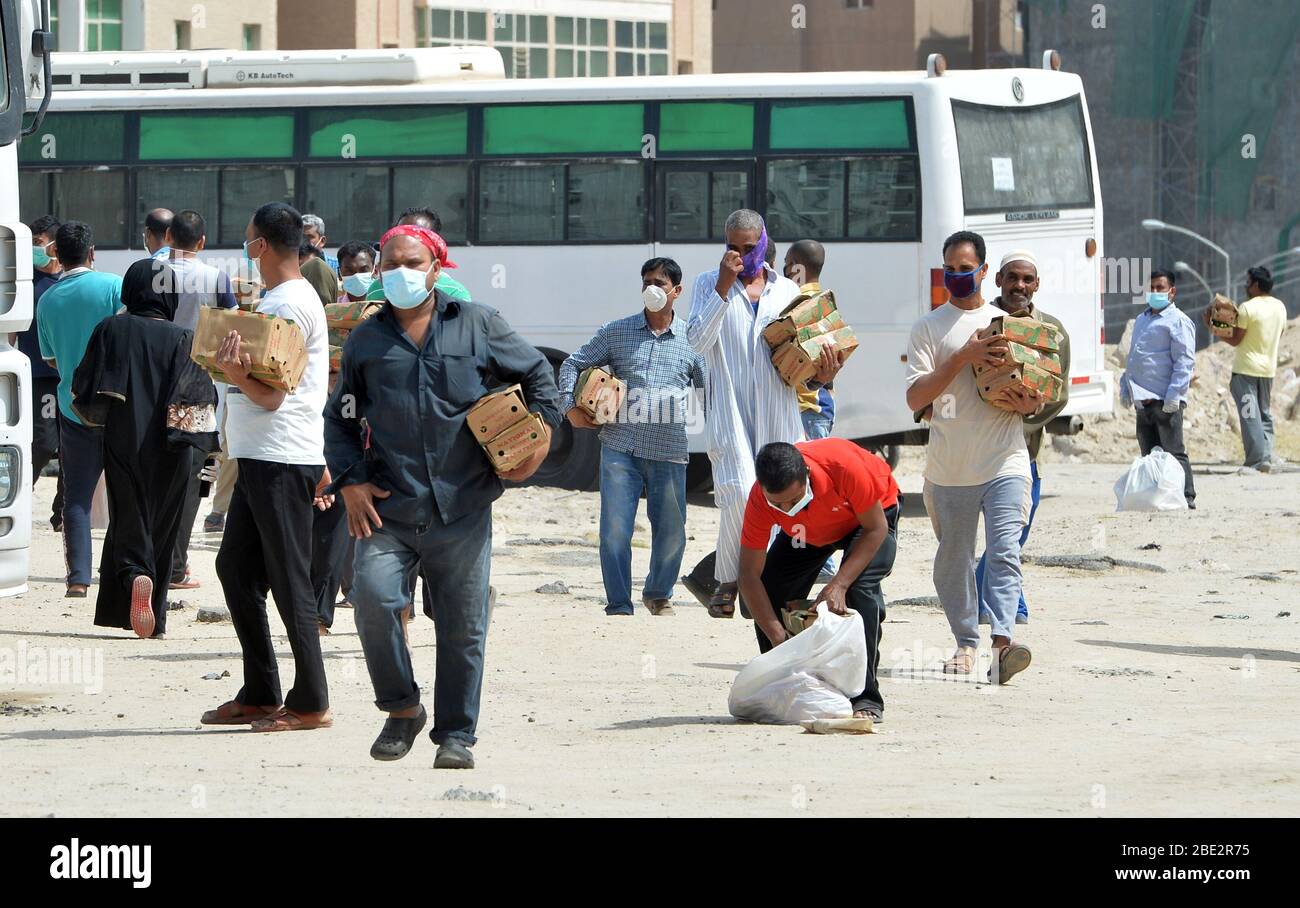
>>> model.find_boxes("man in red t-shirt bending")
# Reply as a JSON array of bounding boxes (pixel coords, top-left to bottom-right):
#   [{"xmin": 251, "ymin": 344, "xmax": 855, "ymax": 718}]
[{"xmin": 737, "ymin": 439, "xmax": 901, "ymax": 722}]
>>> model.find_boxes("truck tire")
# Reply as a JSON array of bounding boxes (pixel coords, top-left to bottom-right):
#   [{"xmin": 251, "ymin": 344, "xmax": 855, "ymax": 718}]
[{"xmin": 524, "ymin": 349, "xmax": 600, "ymax": 491}]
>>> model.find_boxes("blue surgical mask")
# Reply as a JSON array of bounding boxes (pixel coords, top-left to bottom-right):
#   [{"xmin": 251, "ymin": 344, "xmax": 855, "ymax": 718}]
[
  {"xmin": 769, "ymin": 482, "xmax": 814, "ymax": 517},
  {"xmin": 342, "ymin": 272, "xmax": 374, "ymax": 298},
  {"xmin": 382, "ymin": 266, "xmax": 433, "ymax": 309},
  {"xmin": 242, "ymin": 239, "xmax": 259, "ymax": 265},
  {"xmin": 943, "ymin": 267, "xmax": 982, "ymax": 300},
  {"xmin": 1146, "ymin": 291, "xmax": 1171, "ymax": 310}
]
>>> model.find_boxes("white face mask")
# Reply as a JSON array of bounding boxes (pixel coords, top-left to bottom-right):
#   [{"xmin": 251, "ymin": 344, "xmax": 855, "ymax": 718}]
[
  {"xmin": 642, "ymin": 284, "xmax": 669, "ymax": 312},
  {"xmin": 769, "ymin": 482, "xmax": 813, "ymax": 517}
]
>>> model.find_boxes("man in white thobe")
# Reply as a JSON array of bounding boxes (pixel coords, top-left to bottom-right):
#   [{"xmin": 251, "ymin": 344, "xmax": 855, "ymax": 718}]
[{"xmin": 686, "ymin": 209, "xmax": 844, "ymax": 617}]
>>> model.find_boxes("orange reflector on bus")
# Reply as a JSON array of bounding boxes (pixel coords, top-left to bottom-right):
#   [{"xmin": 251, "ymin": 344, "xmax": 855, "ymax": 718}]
[
  {"xmin": 1071, "ymin": 376, "xmax": 1091, "ymax": 385},
  {"xmin": 930, "ymin": 269, "xmax": 949, "ymax": 308}
]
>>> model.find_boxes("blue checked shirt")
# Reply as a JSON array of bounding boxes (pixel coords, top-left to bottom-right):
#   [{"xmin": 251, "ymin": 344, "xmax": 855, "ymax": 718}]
[{"xmin": 558, "ymin": 313, "xmax": 707, "ymax": 464}]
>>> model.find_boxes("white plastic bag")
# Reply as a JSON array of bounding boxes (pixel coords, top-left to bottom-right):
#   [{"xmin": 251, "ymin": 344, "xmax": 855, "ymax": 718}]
[
  {"xmin": 728, "ymin": 604, "xmax": 867, "ymax": 724},
  {"xmin": 1113, "ymin": 447, "xmax": 1188, "ymax": 511}
]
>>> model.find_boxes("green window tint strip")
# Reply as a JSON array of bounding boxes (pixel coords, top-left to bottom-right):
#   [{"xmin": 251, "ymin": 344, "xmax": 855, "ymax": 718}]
[
  {"xmin": 140, "ymin": 112, "xmax": 294, "ymax": 160},
  {"xmin": 18, "ymin": 113, "xmax": 126, "ymax": 162},
  {"xmin": 482, "ymin": 103, "xmax": 644, "ymax": 154},
  {"xmin": 659, "ymin": 102, "xmax": 753, "ymax": 151},
  {"xmin": 308, "ymin": 107, "xmax": 467, "ymax": 158},
  {"xmin": 768, "ymin": 99, "xmax": 911, "ymax": 151}
]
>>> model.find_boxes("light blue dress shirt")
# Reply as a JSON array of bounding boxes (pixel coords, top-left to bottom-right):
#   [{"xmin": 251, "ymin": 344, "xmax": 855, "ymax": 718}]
[{"xmin": 1122, "ymin": 305, "xmax": 1196, "ymax": 406}]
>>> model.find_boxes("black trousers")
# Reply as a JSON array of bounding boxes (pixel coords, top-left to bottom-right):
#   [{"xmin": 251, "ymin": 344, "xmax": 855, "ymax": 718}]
[
  {"xmin": 755, "ymin": 504, "xmax": 900, "ymax": 714},
  {"xmin": 31, "ymin": 376, "xmax": 63, "ymax": 526},
  {"xmin": 169, "ymin": 467, "xmax": 203, "ymax": 583},
  {"xmin": 1136, "ymin": 400, "xmax": 1196, "ymax": 505},
  {"xmin": 311, "ymin": 497, "xmax": 350, "ymax": 628},
  {"xmin": 216, "ymin": 459, "xmax": 329, "ymax": 713}
]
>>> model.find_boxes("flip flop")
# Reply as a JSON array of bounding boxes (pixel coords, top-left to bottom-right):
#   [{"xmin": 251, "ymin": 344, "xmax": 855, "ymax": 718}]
[
  {"xmin": 250, "ymin": 709, "xmax": 334, "ymax": 733},
  {"xmin": 370, "ymin": 706, "xmax": 428, "ymax": 761},
  {"xmin": 201, "ymin": 700, "xmax": 281, "ymax": 725},
  {"xmin": 990, "ymin": 643, "xmax": 1032, "ymax": 685},
  {"xmin": 129, "ymin": 575, "xmax": 155, "ymax": 639},
  {"xmin": 943, "ymin": 648, "xmax": 976, "ymax": 674},
  {"xmin": 801, "ymin": 716, "xmax": 874, "ymax": 735}
]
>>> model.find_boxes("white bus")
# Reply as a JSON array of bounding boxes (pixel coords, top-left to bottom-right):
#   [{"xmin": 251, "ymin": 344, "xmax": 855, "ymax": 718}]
[
  {"xmin": 0, "ymin": 0, "xmax": 53, "ymax": 596},
  {"xmin": 20, "ymin": 46, "xmax": 1109, "ymax": 492}
]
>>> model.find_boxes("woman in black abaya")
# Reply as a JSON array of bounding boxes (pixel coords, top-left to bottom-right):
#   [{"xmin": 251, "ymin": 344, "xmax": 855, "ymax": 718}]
[{"xmin": 73, "ymin": 258, "xmax": 219, "ymax": 638}]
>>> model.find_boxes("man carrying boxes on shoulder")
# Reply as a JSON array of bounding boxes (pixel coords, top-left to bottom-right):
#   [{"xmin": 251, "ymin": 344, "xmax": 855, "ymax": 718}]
[
  {"xmin": 324, "ymin": 224, "xmax": 561, "ymax": 769},
  {"xmin": 974, "ymin": 251, "xmax": 1070, "ymax": 627},
  {"xmin": 905, "ymin": 231, "xmax": 1038, "ymax": 686},
  {"xmin": 557, "ymin": 258, "xmax": 707, "ymax": 617}
]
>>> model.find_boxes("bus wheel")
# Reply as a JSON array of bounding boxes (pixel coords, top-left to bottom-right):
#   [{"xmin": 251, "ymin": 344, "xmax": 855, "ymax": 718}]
[
  {"xmin": 870, "ymin": 444, "xmax": 900, "ymax": 471},
  {"xmin": 686, "ymin": 452, "xmax": 714, "ymax": 494},
  {"xmin": 525, "ymin": 350, "xmax": 600, "ymax": 492}
]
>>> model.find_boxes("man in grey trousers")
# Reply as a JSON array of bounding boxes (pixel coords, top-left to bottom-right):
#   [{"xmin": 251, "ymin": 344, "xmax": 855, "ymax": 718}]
[{"xmin": 905, "ymin": 230, "xmax": 1038, "ymax": 685}]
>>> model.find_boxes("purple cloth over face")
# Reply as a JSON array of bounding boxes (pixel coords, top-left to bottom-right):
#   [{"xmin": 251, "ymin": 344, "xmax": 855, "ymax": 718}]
[{"xmin": 739, "ymin": 224, "xmax": 768, "ymax": 280}]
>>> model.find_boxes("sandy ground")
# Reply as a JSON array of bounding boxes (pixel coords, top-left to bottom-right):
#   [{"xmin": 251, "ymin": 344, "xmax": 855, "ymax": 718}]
[{"xmin": 2, "ymin": 454, "xmax": 1298, "ymax": 818}]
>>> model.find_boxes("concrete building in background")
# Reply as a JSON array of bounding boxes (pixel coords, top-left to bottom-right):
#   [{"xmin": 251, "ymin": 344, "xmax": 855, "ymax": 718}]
[
  {"xmin": 49, "ymin": 0, "xmax": 276, "ymax": 51},
  {"xmin": 279, "ymin": 0, "xmax": 711, "ymax": 77},
  {"xmin": 713, "ymin": 0, "xmax": 1023, "ymax": 73}
]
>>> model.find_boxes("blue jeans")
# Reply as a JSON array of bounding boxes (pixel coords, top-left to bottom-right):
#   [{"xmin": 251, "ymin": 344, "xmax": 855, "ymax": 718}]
[
  {"xmin": 58, "ymin": 412, "xmax": 104, "ymax": 586},
  {"xmin": 801, "ymin": 409, "xmax": 833, "ymax": 440},
  {"xmin": 976, "ymin": 460, "xmax": 1039, "ymax": 621},
  {"xmin": 350, "ymin": 506, "xmax": 492, "ymax": 747},
  {"xmin": 599, "ymin": 445, "xmax": 687, "ymax": 614}
]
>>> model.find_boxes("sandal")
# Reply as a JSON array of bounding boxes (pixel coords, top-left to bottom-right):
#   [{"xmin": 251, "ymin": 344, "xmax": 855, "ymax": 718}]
[
  {"xmin": 370, "ymin": 706, "xmax": 427, "ymax": 761},
  {"xmin": 250, "ymin": 709, "xmax": 334, "ymax": 733},
  {"xmin": 201, "ymin": 700, "xmax": 281, "ymax": 725},
  {"xmin": 853, "ymin": 706, "xmax": 884, "ymax": 725},
  {"xmin": 129, "ymin": 575, "xmax": 155, "ymax": 639},
  {"xmin": 168, "ymin": 572, "xmax": 200, "ymax": 590},
  {"xmin": 990, "ymin": 643, "xmax": 1032, "ymax": 685},
  {"xmin": 642, "ymin": 597, "xmax": 676, "ymax": 616},
  {"xmin": 707, "ymin": 584, "xmax": 737, "ymax": 619},
  {"xmin": 943, "ymin": 647, "xmax": 976, "ymax": 675}
]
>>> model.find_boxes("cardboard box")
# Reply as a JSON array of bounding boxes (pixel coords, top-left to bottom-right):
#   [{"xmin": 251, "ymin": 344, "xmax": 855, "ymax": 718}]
[
  {"xmin": 191, "ymin": 307, "xmax": 308, "ymax": 392},
  {"xmin": 978, "ymin": 315, "xmax": 1062, "ymax": 353},
  {"xmin": 1209, "ymin": 294, "xmax": 1238, "ymax": 339},
  {"xmin": 575, "ymin": 367, "xmax": 627, "ymax": 425},
  {"xmin": 466, "ymin": 384, "xmax": 530, "ymax": 441},
  {"xmin": 773, "ymin": 326, "xmax": 860, "ymax": 387},
  {"xmin": 975, "ymin": 362, "xmax": 1063, "ymax": 409},
  {"xmin": 328, "ymin": 345, "xmax": 343, "ymax": 374},
  {"xmin": 781, "ymin": 600, "xmax": 819, "ymax": 637},
  {"xmin": 974, "ymin": 340, "xmax": 1063, "ymax": 377},
  {"xmin": 324, "ymin": 300, "xmax": 379, "ymax": 330},
  {"xmin": 483, "ymin": 412, "xmax": 549, "ymax": 473},
  {"xmin": 762, "ymin": 290, "xmax": 838, "ymax": 348}
]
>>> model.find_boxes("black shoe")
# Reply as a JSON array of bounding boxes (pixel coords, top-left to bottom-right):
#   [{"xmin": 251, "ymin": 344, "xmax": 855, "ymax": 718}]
[
  {"xmin": 433, "ymin": 740, "xmax": 475, "ymax": 769},
  {"xmin": 370, "ymin": 706, "xmax": 427, "ymax": 762}
]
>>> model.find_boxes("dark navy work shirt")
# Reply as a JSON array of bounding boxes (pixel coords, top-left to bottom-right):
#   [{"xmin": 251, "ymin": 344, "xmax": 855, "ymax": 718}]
[
  {"xmin": 324, "ymin": 290, "xmax": 562, "ymax": 527},
  {"xmin": 21, "ymin": 272, "xmax": 61, "ymax": 380}
]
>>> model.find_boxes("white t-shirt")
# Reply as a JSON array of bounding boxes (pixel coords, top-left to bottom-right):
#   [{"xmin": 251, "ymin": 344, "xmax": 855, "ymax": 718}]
[
  {"xmin": 226, "ymin": 278, "xmax": 327, "ymax": 465},
  {"xmin": 168, "ymin": 256, "xmax": 234, "ymax": 331},
  {"xmin": 906, "ymin": 301, "xmax": 1030, "ymax": 487}
]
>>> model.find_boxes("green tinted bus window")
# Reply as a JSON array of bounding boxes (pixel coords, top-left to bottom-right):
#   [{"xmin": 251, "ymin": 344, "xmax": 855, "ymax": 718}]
[
  {"xmin": 659, "ymin": 102, "xmax": 753, "ymax": 152},
  {"xmin": 482, "ymin": 103, "xmax": 644, "ymax": 154},
  {"xmin": 140, "ymin": 112, "xmax": 295, "ymax": 160},
  {"xmin": 768, "ymin": 99, "xmax": 911, "ymax": 151},
  {"xmin": 19, "ymin": 113, "xmax": 127, "ymax": 162},
  {"xmin": 308, "ymin": 107, "xmax": 467, "ymax": 158}
]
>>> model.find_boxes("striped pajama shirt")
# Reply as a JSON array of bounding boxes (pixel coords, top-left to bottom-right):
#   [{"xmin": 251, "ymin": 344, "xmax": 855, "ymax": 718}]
[{"xmin": 687, "ymin": 264, "xmax": 805, "ymax": 584}]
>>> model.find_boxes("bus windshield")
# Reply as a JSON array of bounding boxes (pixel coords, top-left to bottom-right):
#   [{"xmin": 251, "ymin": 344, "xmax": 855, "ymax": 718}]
[{"xmin": 951, "ymin": 95, "xmax": 1092, "ymax": 214}]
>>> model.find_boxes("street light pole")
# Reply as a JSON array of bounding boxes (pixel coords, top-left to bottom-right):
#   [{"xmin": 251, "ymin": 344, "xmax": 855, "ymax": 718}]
[
  {"xmin": 1174, "ymin": 260, "xmax": 1214, "ymax": 298},
  {"xmin": 1142, "ymin": 218, "xmax": 1232, "ymax": 297}
]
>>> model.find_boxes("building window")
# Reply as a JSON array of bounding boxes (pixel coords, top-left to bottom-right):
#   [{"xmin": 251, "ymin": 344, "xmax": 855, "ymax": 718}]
[
  {"xmin": 613, "ymin": 19, "xmax": 669, "ymax": 76},
  {"xmin": 85, "ymin": 0, "xmax": 124, "ymax": 52},
  {"xmin": 418, "ymin": 8, "xmax": 489, "ymax": 48},
  {"xmin": 175, "ymin": 21, "xmax": 191, "ymax": 50},
  {"xmin": 554, "ymin": 16, "xmax": 611, "ymax": 77},
  {"xmin": 242, "ymin": 25, "xmax": 262, "ymax": 51},
  {"xmin": 493, "ymin": 13, "xmax": 549, "ymax": 78}
]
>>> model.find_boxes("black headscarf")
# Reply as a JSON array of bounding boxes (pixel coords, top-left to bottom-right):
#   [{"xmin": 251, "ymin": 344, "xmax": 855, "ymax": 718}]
[{"xmin": 122, "ymin": 258, "xmax": 180, "ymax": 321}]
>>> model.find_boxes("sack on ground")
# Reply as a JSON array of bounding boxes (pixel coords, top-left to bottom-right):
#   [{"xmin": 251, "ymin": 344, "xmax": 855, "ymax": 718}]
[
  {"xmin": 1113, "ymin": 447, "xmax": 1188, "ymax": 511},
  {"xmin": 728, "ymin": 605, "xmax": 868, "ymax": 724}
]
